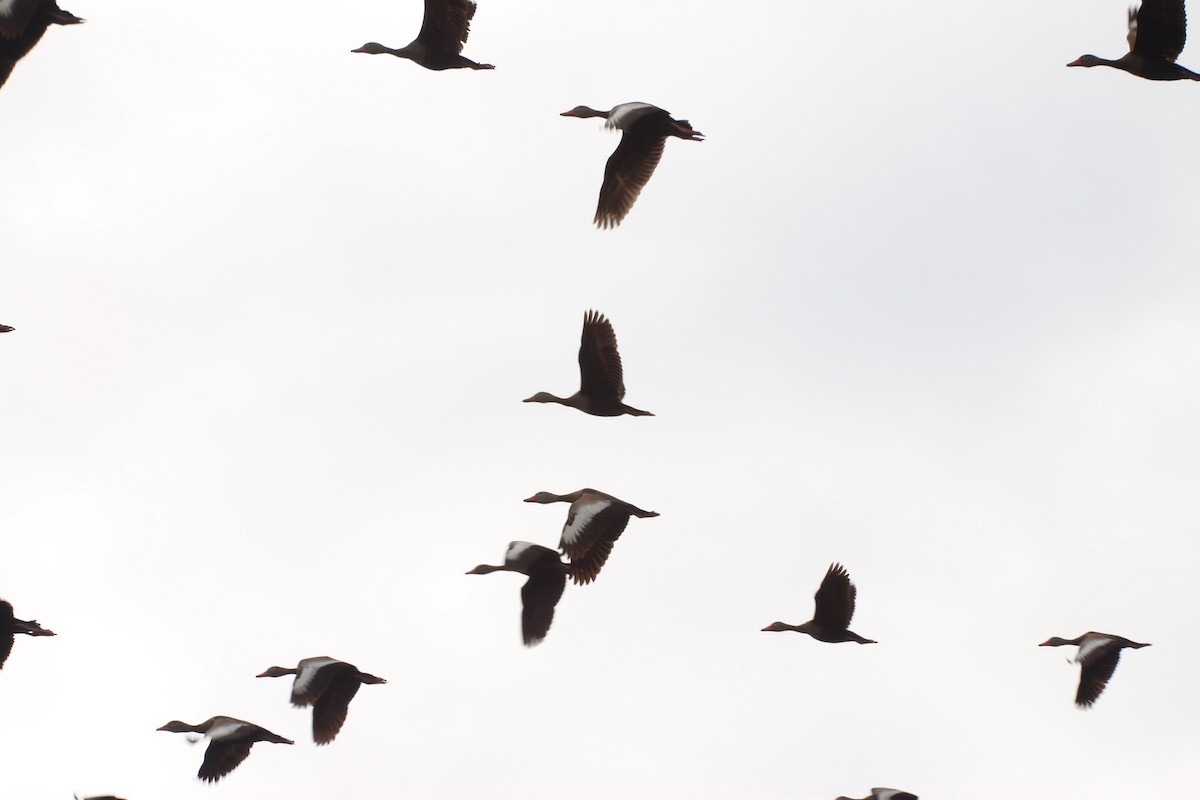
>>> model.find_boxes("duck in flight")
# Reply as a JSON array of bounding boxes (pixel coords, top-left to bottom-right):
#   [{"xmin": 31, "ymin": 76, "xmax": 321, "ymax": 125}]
[
  {"xmin": 761, "ymin": 563, "xmax": 876, "ymax": 644},
  {"xmin": 467, "ymin": 542, "xmax": 567, "ymax": 646},
  {"xmin": 352, "ymin": 0, "xmax": 493, "ymax": 70},
  {"xmin": 1, "ymin": 599, "xmax": 55, "ymax": 669},
  {"xmin": 157, "ymin": 716, "xmax": 293, "ymax": 782},
  {"xmin": 1068, "ymin": 0, "xmax": 1200, "ymax": 80},
  {"xmin": 257, "ymin": 657, "xmax": 386, "ymax": 744},
  {"xmin": 524, "ymin": 310, "xmax": 653, "ymax": 417},
  {"xmin": 561, "ymin": 102, "xmax": 703, "ymax": 228},
  {"xmin": 524, "ymin": 489, "xmax": 658, "ymax": 584},
  {"xmin": 1039, "ymin": 631, "xmax": 1151, "ymax": 707}
]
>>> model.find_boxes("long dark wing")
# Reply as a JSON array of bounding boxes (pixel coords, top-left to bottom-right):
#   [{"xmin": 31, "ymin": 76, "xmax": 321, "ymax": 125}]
[
  {"xmin": 0, "ymin": 632, "xmax": 13, "ymax": 668},
  {"xmin": 198, "ymin": 740, "xmax": 254, "ymax": 783},
  {"xmin": 577, "ymin": 310, "xmax": 625, "ymax": 402},
  {"xmin": 561, "ymin": 504, "xmax": 630, "ymax": 584},
  {"xmin": 594, "ymin": 130, "xmax": 666, "ymax": 229},
  {"xmin": 0, "ymin": 0, "xmax": 40, "ymax": 38},
  {"xmin": 812, "ymin": 563, "xmax": 856, "ymax": 632},
  {"xmin": 416, "ymin": 0, "xmax": 476, "ymax": 54},
  {"xmin": 1132, "ymin": 0, "xmax": 1187, "ymax": 61},
  {"xmin": 291, "ymin": 660, "xmax": 344, "ymax": 707},
  {"xmin": 1076, "ymin": 647, "xmax": 1122, "ymax": 707},
  {"xmin": 312, "ymin": 675, "xmax": 362, "ymax": 745},
  {"xmin": 520, "ymin": 560, "xmax": 567, "ymax": 646}
]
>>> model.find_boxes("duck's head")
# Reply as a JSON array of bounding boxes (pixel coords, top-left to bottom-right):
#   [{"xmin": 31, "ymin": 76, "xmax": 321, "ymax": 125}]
[
  {"xmin": 256, "ymin": 666, "xmax": 294, "ymax": 678},
  {"xmin": 351, "ymin": 42, "xmax": 389, "ymax": 55}
]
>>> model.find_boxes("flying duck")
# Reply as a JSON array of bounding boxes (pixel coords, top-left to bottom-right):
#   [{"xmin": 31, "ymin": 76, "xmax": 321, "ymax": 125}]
[
  {"xmin": 257, "ymin": 657, "xmax": 386, "ymax": 744},
  {"xmin": 0, "ymin": 0, "xmax": 83, "ymax": 91},
  {"xmin": 352, "ymin": 0, "xmax": 493, "ymax": 70},
  {"xmin": 1, "ymin": 599, "xmax": 54, "ymax": 668},
  {"xmin": 156, "ymin": 716, "xmax": 293, "ymax": 782},
  {"xmin": 761, "ymin": 563, "xmax": 877, "ymax": 644},
  {"xmin": 1068, "ymin": 0, "xmax": 1200, "ymax": 79},
  {"xmin": 1039, "ymin": 631, "xmax": 1151, "ymax": 707},
  {"xmin": 467, "ymin": 542, "xmax": 567, "ymax": 646},
  {"xmin": 836, "ymin": 790, "xmax": 918, "ymax": 800},
  {"xmin": 524, "ymin": 489, "xmax": 658, "ymax": 584},
  {"xmin": 560, "ymin": 102, "xmax": 703, "ymax": 228},
  {"xmin": 75, "ymin": 795, "xmax": 127, "ymax": 800},
  {"xmin": 524, "ymin": 310, "xmax": 653, "ymax": 417}
]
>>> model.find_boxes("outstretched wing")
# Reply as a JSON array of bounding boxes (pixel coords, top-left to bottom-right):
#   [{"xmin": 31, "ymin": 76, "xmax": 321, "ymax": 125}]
[
  {"xmin": 417, "ymin": 0, "xmax": 476, "ymax": 55},
  {"xmin": 1131, "ymin": 0, "xmax": 1188, "ymax": 61},
  {"xmin": 198, "ymin": 740, "xmax": 254, "ymax": 783},
  {"xmin": 520, "ymin": 559, "xmax": 567, "ymax": 647},
  {"xmin": 812, "ymin": 563, "xmax": 856, "ymax": 632},
  {"xmin": 595, "ymin": 130, "xmax": 666, "ymax": 229},
  {"xmin": 1076, "ymin": 645, "xmax": 1123, "ymax": 707},
  {"xmin": 577, "ymin": 310, "xmax": 625, "ymax": 402},
  {"xmin": 312, "ymin": 674, "xmax": 363, "ymax": 745}
]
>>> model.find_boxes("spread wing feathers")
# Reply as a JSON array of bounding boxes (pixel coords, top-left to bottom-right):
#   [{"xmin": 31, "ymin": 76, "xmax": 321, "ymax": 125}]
[
  {"xmin": 0, "ymin": 0, "xmax": 40, "ymax": 39},
  {"xmin": 1076, "ymin": 647, "xmax": 1123, "ymax": 707},
  {"xmin": 198, "ymin": 740, "xmax": 255, "ymax": 783},
  {"xmin": 312, "ymin": 675, "xmax": 363, "ymax": 745},
  {"xmin": 1132, "ymin": 0, "xmax": 1188, "ymax": 60},
  {"xmin": 812, "ymin": 563, "xmax": 856, "ymax": 632},
  {"xmin": 520, "ymin": 566, "xmax": 566, "ymax": 646},
  {"xmin": 595, "ymin": 133, "xmax": 667, "ymax": 229},
  {"xmin": 566, "ymin": 538, "xmax": 616, "ymax": 585},
  {"xmin": 577, "ymin": 310, "xmax": 626, "ymax": 401},
  {"xmin": 291, "ymin": 659, "xmax": 345, "ymax": 707},
  {"xmin": 417, "ymin": 0, "xmax": 476, "ymax": 55},
  {"xmin": 0, "ymin": 633, "xmax": 13, "ymax": 668}
]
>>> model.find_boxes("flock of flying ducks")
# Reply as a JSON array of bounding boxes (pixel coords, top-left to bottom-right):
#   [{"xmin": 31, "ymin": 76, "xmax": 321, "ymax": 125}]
[{"xmin": 3, "ymin": 0, "xmax": 1192, "ymax": 796}]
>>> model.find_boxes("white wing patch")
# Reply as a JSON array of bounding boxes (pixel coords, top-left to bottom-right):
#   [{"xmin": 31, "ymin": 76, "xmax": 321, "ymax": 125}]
[
  {"xmin": 606, "ymin": 102, "xmax": 656, "ymax": 131},
  {"xmin": 0, "ymin": 1, "xmax": 18, "ymax": 20},
  {"xmin": 1077, "ymin": 635, "xmax": 1113, "ymax": 663},
  {"xmin": 561, "ymin": 498, "xmax": 609, "ymax": 547},
  {"xmin": 207, "ymin": 719, "xmax": 248, "ymax": 741},
  {"xmin": 293, "ymin": 657, "xmax": 341, "ymax": 698}
]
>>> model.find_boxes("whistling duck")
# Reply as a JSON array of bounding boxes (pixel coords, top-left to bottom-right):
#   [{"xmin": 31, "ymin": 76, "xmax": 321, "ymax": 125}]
[
  {"xmin": 0, "ymin": 0, "xmax": 83, "ymax": 91},
  {"xmin": 1, "ymin": 599, "xmax": 55, "ymax": 668},
  {"xmin": 1039, "ymin": 631, "xmax": 1151, "ymax": 707},
  {"xmin": 1068, "ymin": 0, "xmax": 1200, "ymax": 80},
  {"xmin": 75, "ymin": 795, "xmax": 127, "ymax": 800},
  {"xmin": 560, "ymin": 102, "xmax": 703, "ymax": 228},
  {"xmin": 761, "ymin": 563, "xmax": 876, "ymax": 644},
  {"xmin": 836, "ymin": 790, "xmax": 918, "ymax": 800},
  {"xmin": 524, "ymin": 310, "xmax": 653, "ymax": 417},
  {"xmin": 157, "ymin": 716, "xmax": 293, "ymax": 782},
  {"xmin": 257, "ymin": 657, "xmax": 386, "ymax": 745},
  {"xmin": 524, "ymin": 489, "xmax": 658, "ymax": 584},
  {"xmin": 352, "ymin": 0, "xmax": 493, "ymax": 70},
  {"xmin": 467, "ymin": 542, "xmax": 567, "ymax": 646},
  {"xmin": 0, "ymin": 324, "xmax": 12, "ymax": 332}
]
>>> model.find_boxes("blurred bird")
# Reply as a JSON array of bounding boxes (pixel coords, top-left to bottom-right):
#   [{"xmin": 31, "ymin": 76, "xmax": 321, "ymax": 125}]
[
  {"xmin": 157, "ymin": 716, "xmax": 293, "ymax": 782},
  {"xmin": 524, "ymin": 310, "xmax": 653, "ymax": 417},
  {"xmin": 524, "ymin": 488, "xmax": 659, "ymax": 584},
  {"xmin": 352, "ymin": 0, "xmax": 493, "ymax": 70},
  {"xmin": 1039, "ymin": 631, "xmax": 1151, "ymax": 707},
  {"xmin": 761, "ymin": 563, "xmax": 877, "ymax": 644},
  {"xmin": 257, "ymin": 657, "xmax": 386, "ymax": 744},
  {"xmin": 836, "ymin": 790, "xmax": 918, "ymax": 800},
  {"xmin": 0, "ymin": 0, "xmax": 83, "ymax": 91},
  {"xmin": 561, "ymin": 102, "xmax": 703, "ymax": 228},
  {"xmin": 1, "ymin": 599, "xmax": 55, "ymax": 669},
  {"xmin": 467, "ymin": 542, "xmax": 567, "ymax": 646},
  {"xmin": 1068, "ymin": 0, "xmax": 1200, "ymax": 79},
  {"xmin": 0, "ymin": 324, "xmax": 13, "ymax": 332}
]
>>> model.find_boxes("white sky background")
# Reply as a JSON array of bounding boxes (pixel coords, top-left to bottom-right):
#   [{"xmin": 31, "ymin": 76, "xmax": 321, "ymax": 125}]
[{"xmin": 2, "ymin": 0, "xmax": 1200, "ymax": 797}]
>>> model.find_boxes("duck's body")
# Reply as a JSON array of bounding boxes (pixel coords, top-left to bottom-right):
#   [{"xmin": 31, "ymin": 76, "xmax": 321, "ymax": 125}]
[
  {"xmin": 1, "ymin": 599, "xmax": 55, "ymax": 668},
  {"xmin": 0, "ymin": 324, "xmax": 12, "ymax": 332},
  {"xmin": 524, "ymin": 489, "xmax": 658, "ymax": 584},
  {"xmin": 1069, "ymin": 0, "xmax": 1200, "ymax": 80},
  {"xmin": 352, "ymin": 0, "xmax": 493, "ymax": 70},
  {"xmin": 761, "ymin": 563, "xmax": 876, "ymax": 644},
  {"xmin": 157, "ymin": 716, "xmax": 293, "ymax": 782},
  {"xmin": 257, "ymin": 657, "xmax": 386, "ymax": 744},
  {"xmin": 467, "ymin": 541, "xmax": 567, "ymax": 646},
  {"xmin": 0, "ymin": 0, "xmax": 83, "ymax": 91},
  {"xmin": 561, "ymin": 102, "xmax": 703, "ymax": 228},
  {"xmin": 836, "ymin": 790, "xmax": 918, "ymax": 800},
  {"xmin": 1039, "ymin": 631, "xmax": 1150, "ymax": 707},
  {"xmin": 524, "ymin": 310, "xmax": 652, "ymax": 417}
]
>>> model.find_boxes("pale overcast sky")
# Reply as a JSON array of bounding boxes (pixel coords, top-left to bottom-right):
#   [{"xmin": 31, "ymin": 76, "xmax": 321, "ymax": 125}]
[{"xmin": 3, "ymin": 1, "xmax": 1200, "ymax": 799}]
